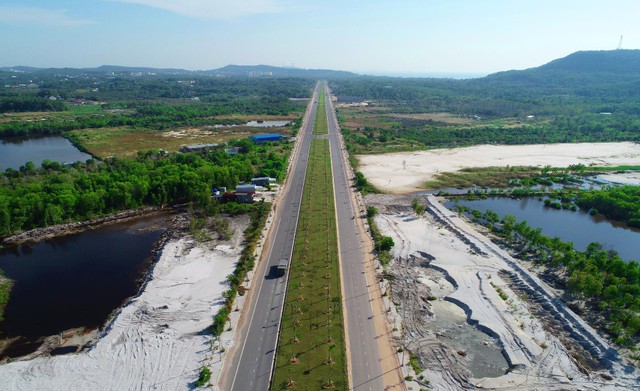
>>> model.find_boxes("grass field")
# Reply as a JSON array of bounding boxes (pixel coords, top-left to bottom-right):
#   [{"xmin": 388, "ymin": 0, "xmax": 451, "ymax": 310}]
[
  {"xmin": 313, "ymin": 90, "xmax": 328, "ymax": 135},
  {"xmin": 271, "ymin": 138, "xmax": 347, "ymax": 390},
  {"xmin": 67, "ymin": 121, "xmax": 298, "ymax": 158}
]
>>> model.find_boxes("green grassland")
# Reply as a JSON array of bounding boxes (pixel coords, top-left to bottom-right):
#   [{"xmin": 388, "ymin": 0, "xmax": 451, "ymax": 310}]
[
  {"xmin": 272, "ymin": 138, "xmax": 347, "ymax": 390},
  {"xmin": 313, "ymin": 90, "xmax": 328, "ymax": 135}
]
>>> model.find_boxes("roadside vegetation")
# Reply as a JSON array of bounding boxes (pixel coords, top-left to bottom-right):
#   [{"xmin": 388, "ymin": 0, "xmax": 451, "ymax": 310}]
[
  {"xmin": 272, "ymin": 139, "xmax": 347, "ymax": 389},
  {"xmin": 211, "ymin": 201, "xmax": 270, "ymax": 336},
  {"xmin": 365, "ymin": 205, "xmax": 394, "ymax": 266},
  {"xmin": 455, "ymin": 206, "xmax": 640, "ymax": 348}
]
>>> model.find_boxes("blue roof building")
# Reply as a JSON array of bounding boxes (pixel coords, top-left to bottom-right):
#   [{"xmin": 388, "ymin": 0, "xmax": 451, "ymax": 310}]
[{"xmin": 249, "ymin": 133, "xmax": 285, "ymax": 144}]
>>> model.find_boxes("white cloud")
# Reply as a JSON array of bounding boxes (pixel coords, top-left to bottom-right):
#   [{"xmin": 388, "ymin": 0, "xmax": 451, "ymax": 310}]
[
  {"xmin": 109, "ymin": 0, "xmax": 284, "ymax": 20},
  {"xmin": 0, "ymin": 6, "xmax": 96, "ymax": 27}
]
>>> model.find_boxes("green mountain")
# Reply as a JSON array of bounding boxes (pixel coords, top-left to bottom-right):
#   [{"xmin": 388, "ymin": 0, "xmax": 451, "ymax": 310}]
[
  {"xmin": 476, "ymin": 50, "xmax": 640, "ymax": 100},
  {"xmin": 485, "ymin": 50, "xmax": 640, "ymax": 82}
]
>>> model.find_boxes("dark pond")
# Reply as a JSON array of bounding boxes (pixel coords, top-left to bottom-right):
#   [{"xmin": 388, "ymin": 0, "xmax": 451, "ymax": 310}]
[
  {"xmin": 0, "ymin": 136, "xmax": 92, "ymax": 171},
  {"xmin": 445, "ymin": 197, "xmax": 640, "ymax": 262},
  {"xmin": 0, "ymin": 213, "xmax": 169, "ymax": 358}
]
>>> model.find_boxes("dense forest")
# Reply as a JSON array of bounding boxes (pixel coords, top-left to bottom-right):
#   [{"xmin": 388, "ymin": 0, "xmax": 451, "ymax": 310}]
[{"xmin": 0, "ymin": 142, "xmax": 288, "ymax": 238}]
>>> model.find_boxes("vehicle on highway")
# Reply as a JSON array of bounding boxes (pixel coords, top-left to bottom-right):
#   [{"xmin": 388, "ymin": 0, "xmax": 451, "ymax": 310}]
[{"xmin": 277, "ymin": 258, "xmax": 289, "ymax": 276}]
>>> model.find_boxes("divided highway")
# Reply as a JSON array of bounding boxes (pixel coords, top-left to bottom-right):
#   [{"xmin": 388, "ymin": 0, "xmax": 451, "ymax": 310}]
[
  {"xmin": 324, "ymin": 85, "xmax": 385, "ymax": 390},
  {"xmin": 223, "ymin": 81, "xmax": 393, "ymax": 390},
  {"xmin": 223, "ymin": 84, "xmax": 319, "ymax": 391}
]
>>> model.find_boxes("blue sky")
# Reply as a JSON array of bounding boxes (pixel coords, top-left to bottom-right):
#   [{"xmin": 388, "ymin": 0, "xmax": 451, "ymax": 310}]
[{"xmin": 0, "ymin": 0, "xmax": 638, "ymax": 75}]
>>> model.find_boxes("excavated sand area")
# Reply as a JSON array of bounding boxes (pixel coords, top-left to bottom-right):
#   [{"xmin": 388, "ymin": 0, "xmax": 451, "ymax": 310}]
[
  {"xmin": 357, "ymin": 142, "xmax": 640, "ymax": 193},
  {"xmin": 368, "ymin": 194, "xmax": 639, "ymax": 390}
]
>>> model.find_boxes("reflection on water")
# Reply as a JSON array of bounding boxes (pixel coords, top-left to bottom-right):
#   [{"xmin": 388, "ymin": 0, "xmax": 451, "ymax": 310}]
[
  {"xmin": 0, "ymin": 136, "xmax": 92, "ymax": 171},
  {"xmin": 446, "ymin": 197, "xmax": 640, "ymax": 262},
  {"xmin": 0, "ymin": 213, "xmax": 169, "ymax": 358}
]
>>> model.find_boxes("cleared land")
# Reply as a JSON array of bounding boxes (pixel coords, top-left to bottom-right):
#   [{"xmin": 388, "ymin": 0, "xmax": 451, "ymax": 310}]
[
  {"xmin": 356, "ymin": 142, "xmax": 640, "ymax": 193},
  {"xmin": 389, "ymin": 112, "xmax": 476, "ymax": 125},
  {"xmin": 272, "ymin": 139, "xmax": 347, "ymax": 390},
  {"xmin": 312, "ymin": 90, "xmax": 328, "ymax": 135},
  {"xmin": 67, "ymin": 117, "xmax": 297, "ymax": 158}
]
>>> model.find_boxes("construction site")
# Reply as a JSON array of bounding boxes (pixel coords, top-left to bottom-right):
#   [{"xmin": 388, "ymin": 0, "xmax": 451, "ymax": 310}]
[{"xmin": 366, "ymin": 193, "xmax": 640, "ymax": 390}]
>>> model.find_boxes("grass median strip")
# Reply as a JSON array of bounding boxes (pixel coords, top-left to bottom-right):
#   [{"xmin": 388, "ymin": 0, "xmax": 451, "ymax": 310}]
[
  {"xmin": 272, "ymin": 138, "xmax": 347, "ymax": 390},
  {"xmin": 313, "ymin": 90, "xmax": 328, "ymax": 135}
]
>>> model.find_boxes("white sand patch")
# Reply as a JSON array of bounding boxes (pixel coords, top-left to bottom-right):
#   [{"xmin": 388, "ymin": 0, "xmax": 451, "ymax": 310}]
[
  {"xmin": 373, "ymin": 195, "xmax": 638, "ymax": 389},
  {"xmin": 597, "ymin": 172, "xmax": 640, "ymax": 185},
  {"xmin": 0, "ymin": 236, "xmax": 242, "ymax": 391},
  {"xmin": 357, "ymin": 142, "xmax": 640, "ymax": 193}
]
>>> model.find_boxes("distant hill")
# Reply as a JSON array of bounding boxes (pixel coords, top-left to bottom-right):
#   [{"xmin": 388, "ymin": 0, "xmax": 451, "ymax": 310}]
[
  {"xmin": 485, "ymin": 50, "xmax": 640, "ymax": 81},
  {"xmin": 207, "ymin": 64, "xmax": 357, "ymax": 79},
  {"xmin": 0, "ymin": 64, "xmax": 357, "ymax": 78},
  {"xmin": 536, "ymin": 50, "xmax": 640, "ymax": 74},
  {"xmin": 476, "ymin": 49, "xmax": 640, "ymax": 100}
]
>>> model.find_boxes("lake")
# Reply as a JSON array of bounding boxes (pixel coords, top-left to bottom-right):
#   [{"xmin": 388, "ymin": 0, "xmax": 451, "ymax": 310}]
[
  {"xmin": 445, "ymin": 197, "xmax": 640, "ymax": 262},
  {"xmin": 0, "ymin": 213, "xmax": 170, "ymax": 358},
  {"xmin": 0, "ymin": 136, "xmax": 93, "ymax": 171}
]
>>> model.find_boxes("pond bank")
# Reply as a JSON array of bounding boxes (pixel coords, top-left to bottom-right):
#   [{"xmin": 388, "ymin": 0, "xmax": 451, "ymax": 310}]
[
  {"xmin": 1, "ymin": 207, "xmax": 163, "ymax": 247},
  {"xmin": 0, "ymin": 214, "xmax": 249, "ymax": 390}
]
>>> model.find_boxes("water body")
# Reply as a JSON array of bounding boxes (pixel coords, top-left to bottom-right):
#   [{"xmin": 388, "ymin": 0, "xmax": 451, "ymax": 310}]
[
  {"xmin": 0, "ymin": 136, "xmax": 92, "ymax": 171},
  {"xmin": 0, "ymin": 213, "xmax": 169, "ymax": 358},
  {"xmin": 445, "ymin": 197, "xmax": 640, "ymax": 262}
]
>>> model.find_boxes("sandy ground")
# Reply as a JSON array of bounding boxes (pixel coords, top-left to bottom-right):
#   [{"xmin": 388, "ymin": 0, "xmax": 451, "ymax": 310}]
[
  {"xmin": 356, "ymin": 142, "xmax": 640, "ymax": 193},
  {"xmin": 598, "ymin": 172, "xmax": 640, "ymax": 185},
  {"xmin": 0, "ymin": 220, "xmax": 248, "ymax": 391},
  {"xmin": 368, "ymin": 194, "xmax": 639, "ymax": 390}
]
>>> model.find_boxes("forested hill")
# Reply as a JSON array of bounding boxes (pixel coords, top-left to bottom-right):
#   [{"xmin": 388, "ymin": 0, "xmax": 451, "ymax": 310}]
[
  {"xmin": 474, "ymin": 50, "xmax": 640, "ymax": 102},
  {"xmin": 484, "ymin": 50, "xmax": 640, "ymax": 83},
  {"xmin": 537, "ymin": 50, "xmax": 640, "ymax": 74}
]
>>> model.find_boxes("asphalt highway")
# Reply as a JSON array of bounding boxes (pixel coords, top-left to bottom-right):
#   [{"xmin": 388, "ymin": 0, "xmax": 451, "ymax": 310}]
[
  {"xmin": 225, "ymin": 82, "xmax": 384, "ymax": 390},
  {"xmin": 324, "ymin": 84, "xmax": 384, "ymax": 390},
  {"xmin": 225, "ymin": 84, "xmax": 319, "ymax": 391}
]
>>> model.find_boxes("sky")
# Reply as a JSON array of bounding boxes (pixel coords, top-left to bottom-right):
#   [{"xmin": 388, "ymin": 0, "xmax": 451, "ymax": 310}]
[{"xmin": 0, "ymin": 0, "xmax": 638, "ymax": 76}]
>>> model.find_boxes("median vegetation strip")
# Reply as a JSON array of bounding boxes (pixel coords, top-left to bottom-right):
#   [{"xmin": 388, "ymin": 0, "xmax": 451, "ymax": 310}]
[
  {"xmin": 313, "ymin": 90, "xmax": 328, "ymax": 135},
  {"xmin": 272, "ymin": 138, "xmax": 347, "ymax": 390}
]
